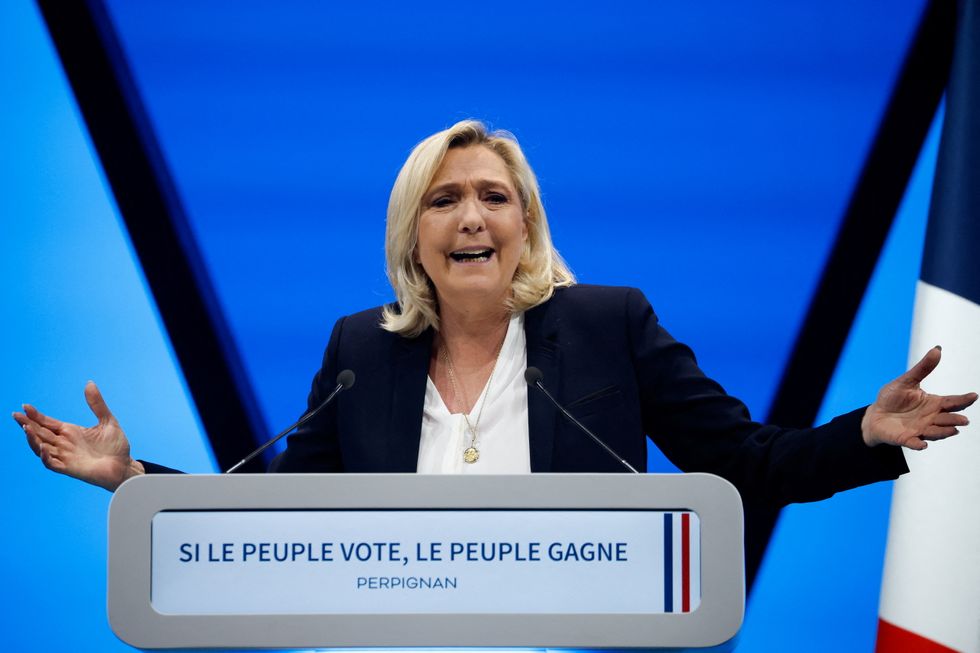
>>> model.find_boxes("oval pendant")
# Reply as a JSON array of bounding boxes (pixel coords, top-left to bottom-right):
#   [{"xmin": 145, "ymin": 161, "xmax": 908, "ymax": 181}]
[{"xmin": 463, "ymin": 447, "xmax": 480, "ymax": 464}]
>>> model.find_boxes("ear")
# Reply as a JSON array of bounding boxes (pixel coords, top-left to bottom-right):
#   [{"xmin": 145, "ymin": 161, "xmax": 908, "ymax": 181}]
[{"xmin": 520, "ymin": 217, "xmax": 531, "ymax": 262}]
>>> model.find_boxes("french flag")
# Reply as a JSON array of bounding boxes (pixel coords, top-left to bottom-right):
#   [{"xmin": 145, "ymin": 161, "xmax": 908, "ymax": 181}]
[
  {"xmin": 663, "ymin": 512, "xmax": 701, "ymax": 614},
  {"xmin": 876, "ymin": 1, "xmax": 980, "ymax": 651}
]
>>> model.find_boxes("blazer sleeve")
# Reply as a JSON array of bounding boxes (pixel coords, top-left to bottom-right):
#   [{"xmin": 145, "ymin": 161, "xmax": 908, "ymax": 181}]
[{"xmin": 626, "ymin": 287, "xmax": 909, "ymax": 505}]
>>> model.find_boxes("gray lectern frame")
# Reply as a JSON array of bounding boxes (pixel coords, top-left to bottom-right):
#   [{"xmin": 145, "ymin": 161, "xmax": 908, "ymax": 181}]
[{"xmin": 108, "ymin": 473, "xmax": 744, "ymax": 650}]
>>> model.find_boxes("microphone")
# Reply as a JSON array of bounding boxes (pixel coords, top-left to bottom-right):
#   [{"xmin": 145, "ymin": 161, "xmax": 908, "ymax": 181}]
[
  {"xmin": 524, "ymin": 367, "xmax": 639, "ymax": 474},
  {"xmin": 225, "ymin": 370, "xmax": 355, "ymax": 473}
]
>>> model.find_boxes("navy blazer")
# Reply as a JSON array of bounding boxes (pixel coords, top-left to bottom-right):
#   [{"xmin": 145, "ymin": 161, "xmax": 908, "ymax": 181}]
[{"xmin": 268, "ymin": 285, "xmax": 907, "ymax": 505}]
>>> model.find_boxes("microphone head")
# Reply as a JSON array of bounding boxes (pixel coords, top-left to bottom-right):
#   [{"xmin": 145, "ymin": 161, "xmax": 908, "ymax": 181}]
[
  {"xmin": 336, "ymin": 369, "xmax": 356, "ymax": 390},
  {"xmin": 524, "ymin": 367, "xmax": 544, "ymax": 386}
]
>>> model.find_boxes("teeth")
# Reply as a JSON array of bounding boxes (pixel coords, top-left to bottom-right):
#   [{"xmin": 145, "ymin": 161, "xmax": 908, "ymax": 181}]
[{"xmin": 450, "ymin": 249, "xmax": 493, "ymax": 262}]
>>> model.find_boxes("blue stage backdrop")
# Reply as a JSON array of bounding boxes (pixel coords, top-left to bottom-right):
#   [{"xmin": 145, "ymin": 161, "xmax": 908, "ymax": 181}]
[
  {"xmin": 2, "ymin": 0, "xmax": 937, "ymax": 650},
  {"xmin": 0, "ymin": 2, "xmax": 213, "ymax": 652}
]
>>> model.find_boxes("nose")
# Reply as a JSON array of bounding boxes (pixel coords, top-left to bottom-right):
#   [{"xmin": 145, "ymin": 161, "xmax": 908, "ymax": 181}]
[{"xmin": 457, "ymin": 198, "xmax": 486, "ymax": 233}]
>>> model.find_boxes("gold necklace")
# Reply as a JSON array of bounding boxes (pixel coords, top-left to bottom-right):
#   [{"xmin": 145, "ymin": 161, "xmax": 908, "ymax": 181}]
[{"xmin": 441, "ymin": 333, "xmax": 505, "ymax": 464}]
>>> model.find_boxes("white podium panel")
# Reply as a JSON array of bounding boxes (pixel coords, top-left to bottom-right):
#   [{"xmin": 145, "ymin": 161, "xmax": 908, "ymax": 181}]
[{"xmin": 108, "ymin": 473, "xmax": 743, "ymax": 650}]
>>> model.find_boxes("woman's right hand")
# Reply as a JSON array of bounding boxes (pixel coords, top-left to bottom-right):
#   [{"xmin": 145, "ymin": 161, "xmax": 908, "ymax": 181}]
[{"xmin": 12, "ymin": 381, "xmax": 144, "ymax": 492}]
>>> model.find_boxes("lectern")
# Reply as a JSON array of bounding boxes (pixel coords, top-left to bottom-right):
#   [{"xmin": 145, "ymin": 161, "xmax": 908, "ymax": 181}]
[{"xmin": 108, "ymin": 473, "xmax": 744, "ymax": 650}]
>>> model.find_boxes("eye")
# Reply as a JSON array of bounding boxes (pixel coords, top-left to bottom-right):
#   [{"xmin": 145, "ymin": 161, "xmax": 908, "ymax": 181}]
[
  {"xmin": 485, "ymin": 192, "xmax": 508, "ymax": 204},
  {"xmin": 430, "ymin": 196, "xmax": 455, "ymax": 208}
]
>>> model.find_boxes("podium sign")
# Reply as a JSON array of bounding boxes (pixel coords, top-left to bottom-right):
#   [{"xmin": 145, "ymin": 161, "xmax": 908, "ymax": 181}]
[
  {"xmin": 109, "ymin": 473, "xmax": 743, "ymax": 649},
  {"xmin": 151, "ymin": 509, "xmax": 702, "ymax": 615}
]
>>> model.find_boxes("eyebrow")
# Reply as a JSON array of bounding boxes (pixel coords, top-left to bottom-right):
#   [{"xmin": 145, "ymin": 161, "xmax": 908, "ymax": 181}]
[{"xmin": 424, "ymin": 178, "xmax": 515, "ymax": 200}]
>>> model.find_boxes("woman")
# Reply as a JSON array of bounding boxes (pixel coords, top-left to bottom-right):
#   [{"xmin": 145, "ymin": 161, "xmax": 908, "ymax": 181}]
[{"xmin": 12, "ymin": 120, "xmax": 977, "ymax": 502}]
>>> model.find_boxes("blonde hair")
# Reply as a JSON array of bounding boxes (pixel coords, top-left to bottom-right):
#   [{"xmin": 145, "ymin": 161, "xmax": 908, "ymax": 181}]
[{"xmin": 382, "ymin": 120, "xmax": 575, "ymax": 337}]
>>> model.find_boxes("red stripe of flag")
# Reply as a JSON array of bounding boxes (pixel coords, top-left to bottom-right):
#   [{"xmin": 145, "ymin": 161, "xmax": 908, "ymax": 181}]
[
  {"xmin": 681, "ymin": 512, "xmax": 690, "ymax": 612},
  {"xmin": 876, "ymin": 618, "xmax": 959, "ymax": 653}
]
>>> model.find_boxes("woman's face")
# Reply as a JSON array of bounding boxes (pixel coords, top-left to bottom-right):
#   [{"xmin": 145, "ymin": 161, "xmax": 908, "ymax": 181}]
[{"xmin": 416, "ymin": 145, "xmax": 528, "ymax": 313}]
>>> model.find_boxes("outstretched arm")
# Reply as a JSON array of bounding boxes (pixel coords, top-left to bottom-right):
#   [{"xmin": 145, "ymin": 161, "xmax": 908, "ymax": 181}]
[
  {"xmin": 862, "ymin": 346, "xmax": 977, "ymax": 450},
  {"xmin": 12, "ymin": 381, "xmax": 144, "ymax": 492}
]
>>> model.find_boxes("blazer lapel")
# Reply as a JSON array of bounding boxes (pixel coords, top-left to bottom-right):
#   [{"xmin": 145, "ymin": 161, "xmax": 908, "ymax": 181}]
[
  {"xmin": 524, "ymin": 299, "xmax": 561, "ymax": 473},
  {"xmin": 386, "ymin": 328, "xmax": 432, "ymax": 472}
]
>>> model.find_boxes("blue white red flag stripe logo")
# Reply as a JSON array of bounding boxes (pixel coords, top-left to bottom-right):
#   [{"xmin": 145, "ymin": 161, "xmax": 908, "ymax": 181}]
[{"xmin": 662, "ymin": 511, "xmax": 700, "ymax": 613}]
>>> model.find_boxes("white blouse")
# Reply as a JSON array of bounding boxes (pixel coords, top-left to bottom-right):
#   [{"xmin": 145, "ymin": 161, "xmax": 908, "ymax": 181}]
[{"xmin": 416, "ymin": 313, "xmax": 531, "ymax": 474}]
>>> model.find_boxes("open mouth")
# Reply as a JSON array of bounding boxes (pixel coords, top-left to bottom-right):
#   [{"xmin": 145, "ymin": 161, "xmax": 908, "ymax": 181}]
[{"xmin": 449, "ymin": 248, "xmax": 495, "ymax": 263}]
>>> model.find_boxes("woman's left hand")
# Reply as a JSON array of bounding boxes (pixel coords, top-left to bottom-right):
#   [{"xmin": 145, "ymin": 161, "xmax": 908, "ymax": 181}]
[{"xmin": 862, "ymin": 346, "xmax": 977, "ymax": 449}]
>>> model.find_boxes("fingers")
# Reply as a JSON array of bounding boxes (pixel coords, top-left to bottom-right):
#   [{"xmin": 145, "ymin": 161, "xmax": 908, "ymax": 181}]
[
  {"xmin": 12, "ymin": 411, "xmax": 65, "ymax": 462},
  {"xmin": 17, "ymin": 416, "xmax": 60, "ymax": 448},
  {"xmin": 921, "ymin": 425, "xmax": 960, "ymax": 440},
  {"xmin": 38, "ymin": 442, "xmax": 66, "ymax": 472},
  {"xmin": 84, "ymin": 381, "xmax": 114, "ymax": 423},
  {"xmin": 12, "ymin": 412, "xmax": 40, "ymax": 455},
  {"xmin": 903, "ymin": 346, "xmax": 942, "ymax": 385},
  {"xmin": 22, "ymin": 424, "xmax": 41, "ymax": 456},
  {"xmin": 913, "ymin": 408, "xmax": 971, "ymax": 444},
  {"xmin": 904, "ymin": 436, "xmax": 929, "ymax": 451},
  {"xmin": 933, "ymin": 412, "xmax": 970, "ymax": 427},
  {"xmin": 22, "ymin": 403, "xmax": 64, "ymax": 432},
  {"xmin": 941, "ymin": 392, "xmax": 978, "ymax": 413}
]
